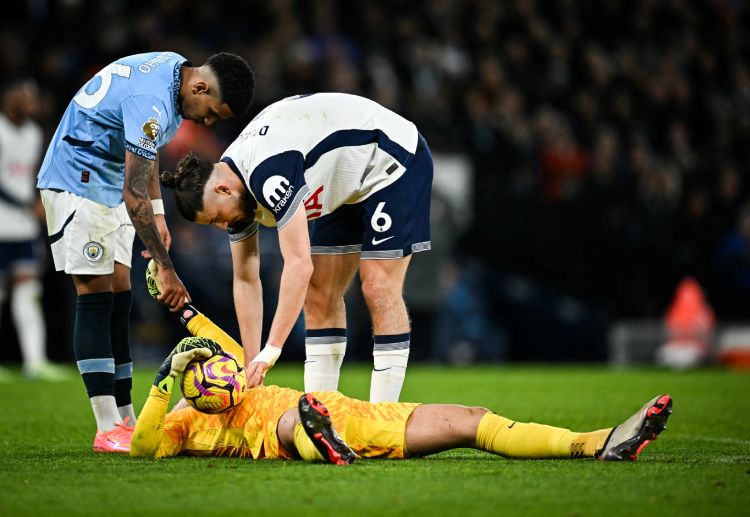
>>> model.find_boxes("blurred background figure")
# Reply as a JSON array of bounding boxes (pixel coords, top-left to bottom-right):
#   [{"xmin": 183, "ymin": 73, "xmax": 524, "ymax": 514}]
[
  {"xmin": 657, "ymin": 277, "xmax": 715, "ymax": 369},
  {"xmin": 0, "ymin": 78, "xmax": 67, "ymax": 381}
]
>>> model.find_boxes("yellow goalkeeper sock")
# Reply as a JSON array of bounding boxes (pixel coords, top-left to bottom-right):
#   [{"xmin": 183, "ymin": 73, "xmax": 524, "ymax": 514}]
[
  {"xmin": 293, "ymin": 423, "xmax": 325, "ymax": 462},
  {"xmin": 186, "ymin": 314, "xmax": 245, "ymax": 364},
  {"xmin": 475, "ymin": 412, "xmax": 612, "ymax": 459}
]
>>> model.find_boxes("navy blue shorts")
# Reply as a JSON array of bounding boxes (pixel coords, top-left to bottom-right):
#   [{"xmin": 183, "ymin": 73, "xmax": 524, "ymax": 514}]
[
  {"xmin": 310, "ymin": 135, "xmax": 433, "ymax": 260},
  {"xmin": 0, "ymin": 240, "xmax": 39, "ymax": 278}
]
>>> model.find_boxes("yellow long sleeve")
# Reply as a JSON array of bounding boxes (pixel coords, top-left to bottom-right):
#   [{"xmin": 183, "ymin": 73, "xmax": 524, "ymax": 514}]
[
  {"xmin": 186, "ymin": 313, "xmax": 245, "ymax": 364},
  {"xmin": 130, "ymin": 385, "xmax": 173, "ymax": 458}
]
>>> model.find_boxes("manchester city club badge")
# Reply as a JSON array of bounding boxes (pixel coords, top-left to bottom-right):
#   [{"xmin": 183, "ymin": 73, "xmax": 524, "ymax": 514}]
[{"xmin": 83, "ymin": 241, "xmax": 104, "ymax": 262}]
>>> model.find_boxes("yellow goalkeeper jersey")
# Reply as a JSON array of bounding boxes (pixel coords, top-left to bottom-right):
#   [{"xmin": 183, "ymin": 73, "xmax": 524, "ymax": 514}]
[{"xmin": 130, "ymin": 311, "xmax": 417, "ymax": 460}]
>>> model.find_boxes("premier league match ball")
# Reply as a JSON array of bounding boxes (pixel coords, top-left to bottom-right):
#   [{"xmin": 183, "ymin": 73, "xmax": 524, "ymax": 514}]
[{"xmin": 181, "ymin": 353, "xmax": 247, "ymax": 414}]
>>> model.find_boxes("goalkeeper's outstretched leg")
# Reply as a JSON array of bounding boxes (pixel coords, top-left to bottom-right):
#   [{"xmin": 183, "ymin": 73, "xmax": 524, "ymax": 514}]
[{"xmin": 401, "ymin": 395, "xmax": 672, "ymax": 461}]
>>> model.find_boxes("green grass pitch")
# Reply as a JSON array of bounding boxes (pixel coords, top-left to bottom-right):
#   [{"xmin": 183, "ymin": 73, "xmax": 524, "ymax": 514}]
[{"xmin": 0, "ymin": 364, "xmax": 748, "ymax": 516}]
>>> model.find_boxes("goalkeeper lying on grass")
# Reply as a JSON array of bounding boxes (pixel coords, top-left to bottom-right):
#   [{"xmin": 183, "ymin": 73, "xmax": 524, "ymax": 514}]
[{"xmin": 131, "ymin": 264, "xmax": 673, "ymax": 463}]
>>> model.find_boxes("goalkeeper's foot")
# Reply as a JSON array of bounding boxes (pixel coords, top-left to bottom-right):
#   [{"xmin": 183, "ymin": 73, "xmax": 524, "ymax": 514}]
[
  {"xmin": 298, "ymin": 393, "xmax": 355, "ymax": 465},
  {"xmin": 93, "ymin": 417, "xmax": 134, "ymax": 453},
  {"xmin": 597, "ymin": 394, "xmax": 672, "ymax": 461}
]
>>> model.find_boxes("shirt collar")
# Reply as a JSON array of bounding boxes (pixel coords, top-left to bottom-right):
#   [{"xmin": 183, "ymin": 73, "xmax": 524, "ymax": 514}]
[{"xmin": 172, "ymin": 60, "xmax": 191, "ymax": 118}]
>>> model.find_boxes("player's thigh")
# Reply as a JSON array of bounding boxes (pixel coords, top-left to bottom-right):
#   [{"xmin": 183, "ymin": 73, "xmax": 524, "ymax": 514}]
[
  {"xmin": 112, "ymin": 262, "xmax": 131, "ymax": 292},
  {"xmin": 41, "ymin": 190, "xmax": 127, "ymax": 294},
  {"xmin": 308, "ymin": 203, "xmax": 363, "ymax": 309},
  {"xmin": 112, "ymin": 203, "xmax": 135, "ymax": 292},
  {"xmin": 308, "ymin": 253, "xmax": 360, "ymax": 300},
  {"xmin": 315, "ymin": 392, "xmax": 419, "ymax": 459},
  {"xmin": 404, "ymin": 404, "xmax": 488, "ymax": 456}
]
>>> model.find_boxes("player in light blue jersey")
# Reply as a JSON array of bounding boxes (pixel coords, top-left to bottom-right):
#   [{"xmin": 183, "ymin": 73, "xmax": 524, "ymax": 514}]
[{"xmin": 36, "ymin": 51, "xmax": 254, "ymax": 453}]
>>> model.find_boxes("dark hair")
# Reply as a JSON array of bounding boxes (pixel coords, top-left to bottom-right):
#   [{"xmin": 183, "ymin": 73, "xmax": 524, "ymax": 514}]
[
  {"xmin": 204, "ymin": 52, "xmax": 254, "ymax": 117},
  {"xmin": 160, "ymin": 152, "xmax": 214, "ymax": 222}
]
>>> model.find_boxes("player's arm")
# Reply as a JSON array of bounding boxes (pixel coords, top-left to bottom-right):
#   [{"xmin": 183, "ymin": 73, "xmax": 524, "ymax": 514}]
[
  {"xmin": 229, "ymin": 229, "xmax": 263, "ymax": 369},
  {"xmin": 146, "ymin": 260, "xmax": 245, "ymax": 361},
  {"xmin": 146, "ymin": 153, "xmax": 171, "ymax": 254},
  {"xmin": 131, "ymin": 345, "xmax": 212, "ymax": 458},
  {"xmin": 245, "ymin": 206, "xmax": 313, "ymax": 383},
  {"xmin": 178, "ymin": 304, "xmax": 245, "ymax": 363},
  {"xmin": 124, "ymin": 150, "xmax": 189, "ymax": 311},
  {"xmin": 130, "ymin": 384, "xmax": 176, "ymax": 458}
]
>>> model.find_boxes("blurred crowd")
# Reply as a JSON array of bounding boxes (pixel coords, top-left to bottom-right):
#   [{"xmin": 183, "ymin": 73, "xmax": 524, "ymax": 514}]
[{"xmin": 2, "ymin": 0, "xmax": 750, "ymax": 362}]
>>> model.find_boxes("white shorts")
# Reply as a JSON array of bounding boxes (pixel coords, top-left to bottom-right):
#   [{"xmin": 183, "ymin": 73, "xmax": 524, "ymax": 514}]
[{"xmin": 40, "ymin": 189, "xmax": 135, "ymax": 275}]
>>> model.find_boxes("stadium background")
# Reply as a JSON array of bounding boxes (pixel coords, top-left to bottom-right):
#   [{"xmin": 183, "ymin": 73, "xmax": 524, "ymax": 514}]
[{"xmin": 2, "ymin": 0, "xmax": 750, "ymax": 366}]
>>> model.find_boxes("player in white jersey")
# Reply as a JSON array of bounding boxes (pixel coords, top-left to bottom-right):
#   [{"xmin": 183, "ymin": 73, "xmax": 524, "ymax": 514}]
[
  {"xmin": 161, "ymin": 93, "xmax": 433, "ymax": 402},
  {"xmin": 0, "ymin": 79, "xmax": 67, "ymax": 381}
]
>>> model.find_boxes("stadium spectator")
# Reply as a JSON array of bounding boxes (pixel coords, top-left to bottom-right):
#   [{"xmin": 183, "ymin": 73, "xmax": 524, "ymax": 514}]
[{"xmin": 2, "ymin": 0, "xmax": 750, "ymax": 362}]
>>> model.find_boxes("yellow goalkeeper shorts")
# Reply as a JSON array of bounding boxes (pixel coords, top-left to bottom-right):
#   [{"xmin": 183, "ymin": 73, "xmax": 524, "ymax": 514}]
[{"xmin": 314, "ymin": 392, "xmax": 420, "ymax": 459}]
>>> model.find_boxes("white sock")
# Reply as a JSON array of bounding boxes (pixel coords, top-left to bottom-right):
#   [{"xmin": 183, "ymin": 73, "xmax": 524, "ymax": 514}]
[
  {"xmin": 90, "ymin": 395, "xmax": 122, "ymax": 432},
  {"xmin": 11, "ymin": 280, "xmax": 46, "ymax": 374},
  {"xmin": 370, "ymin": 350, "xmax": 409, "ymax": 402},
  {"xmin": 117, "ymin": 404, "xmax": 136, "ymax": 425},
  {"xmin": 304, "ymin": 329, "xmax": 347, "ymax": 392},
  {"xmin": 370, "ymin": 333, "xmax": 410, "ymax": 402}
]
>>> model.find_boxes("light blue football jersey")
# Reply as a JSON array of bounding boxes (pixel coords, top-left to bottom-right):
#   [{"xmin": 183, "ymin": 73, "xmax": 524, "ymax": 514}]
[{"xmin": 37, "ymin": 52, "xmax": 187, "ymax": 207}]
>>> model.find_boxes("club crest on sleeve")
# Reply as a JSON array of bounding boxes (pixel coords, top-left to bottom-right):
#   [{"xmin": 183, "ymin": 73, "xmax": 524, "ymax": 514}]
[
  {"xmin": 142, "ymin": 117, "xmax": 161, "ymax": 141},
  {"xmin": 83, "ymin": 241, "xmax": 104, "ymax": 262}
]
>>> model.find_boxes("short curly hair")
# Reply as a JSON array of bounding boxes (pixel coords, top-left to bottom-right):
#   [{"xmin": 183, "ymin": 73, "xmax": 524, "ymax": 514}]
[{"xmin": 204, "ymin": 52, "xmax": 254, "ymax": 117}]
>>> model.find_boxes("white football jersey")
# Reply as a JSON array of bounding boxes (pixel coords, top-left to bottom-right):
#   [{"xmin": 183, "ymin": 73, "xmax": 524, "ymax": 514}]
[
  {"xmin": 221, "ymin": 93, "xmax": 419, "ymax": 233},
  {"xmin": 0, "ymin": 113, "xmax": 43, "ymax": 240}
]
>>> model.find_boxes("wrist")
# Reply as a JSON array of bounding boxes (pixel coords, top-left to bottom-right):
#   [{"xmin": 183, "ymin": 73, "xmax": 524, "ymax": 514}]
[
  {"xmin": 155, "ymin": 374, "xmax": 174, "ymax": 394},
  {"xmin": 179, "ymin": 303, "xmax": 200, "ymax": 326},
  {"xmin": 253, "ymin": 344, "xmax": 282, "ymax": 367},
  {"xmin": 151, "ymin": 198, "xmax": 165, "ymax": 215}
]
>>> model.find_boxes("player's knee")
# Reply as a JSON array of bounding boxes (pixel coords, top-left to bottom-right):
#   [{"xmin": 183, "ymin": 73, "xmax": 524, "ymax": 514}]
[
  {"xmin": 361, "ymin": 278, "xmax": 399, "ymax": 311},
  {"xmin": 464, "ymin": 406, "xmax": 490, "ymax": 421},
  {"xmin": 304, "ymin": 285, "xmax": 342, "ymax": 320}
]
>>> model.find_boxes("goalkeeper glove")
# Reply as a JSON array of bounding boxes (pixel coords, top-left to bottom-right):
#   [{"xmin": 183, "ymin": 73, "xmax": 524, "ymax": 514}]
[
  {"xmin": 154, "ymin": 348, "xmax": 212, "ymax": 393},
  {"xmin": 153, "ymin": 336, "xmax": 224, "ymax": 390},
  {"xmin": 147, "ymin": 259, "xmax": 203, "ymax": 326}
]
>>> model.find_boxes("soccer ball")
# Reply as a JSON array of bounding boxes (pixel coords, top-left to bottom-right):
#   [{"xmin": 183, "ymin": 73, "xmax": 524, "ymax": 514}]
[{"xmin": 181, "ymin": 353, "xmax": 247, "ymax": 414}]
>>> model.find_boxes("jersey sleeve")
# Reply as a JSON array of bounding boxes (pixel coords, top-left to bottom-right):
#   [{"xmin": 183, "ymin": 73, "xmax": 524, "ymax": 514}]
[
  {"xmin": 247, "ymin": 151, "xmax": 310, "ymax": 230},
  {"xmin": 130, "ymin": 386, "xmax": 187, "ymax": 458},
  {"xmin": 122, "ymin": 95, "xmax": 171, "ymax": 161}
]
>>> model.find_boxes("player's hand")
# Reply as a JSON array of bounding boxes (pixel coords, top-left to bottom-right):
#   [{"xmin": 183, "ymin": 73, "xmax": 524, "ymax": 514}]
[
  {"xmin": 245, "ymin": 344, "xmax": 282, "ymax": 387},
  {"xmin": 170, "ymin": 347, "xmax": 212, "ymax": 377},
  {"xmin": 157, "ymin": 267, "xmax": 191, "ymax": 312},
  {"xmin": 245, "ymin": 361, "xmax": 267, "ymax": 388},
  {"xmin": 154, "ymin": 336, "xmax": 219, "ymax": 388},
  {"xmin": 141, "ymin": 215, "xmax": 171, "ymax": 258}
]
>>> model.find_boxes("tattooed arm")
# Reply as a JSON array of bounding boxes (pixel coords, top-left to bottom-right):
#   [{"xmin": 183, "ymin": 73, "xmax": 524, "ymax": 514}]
[
  {"xmin": 124, "ymin": 150, "xmax": 190, "ymax": 310},
  {"xmin": 141, "ymin": 154, "xmax": 172, "ymax": 257}
]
